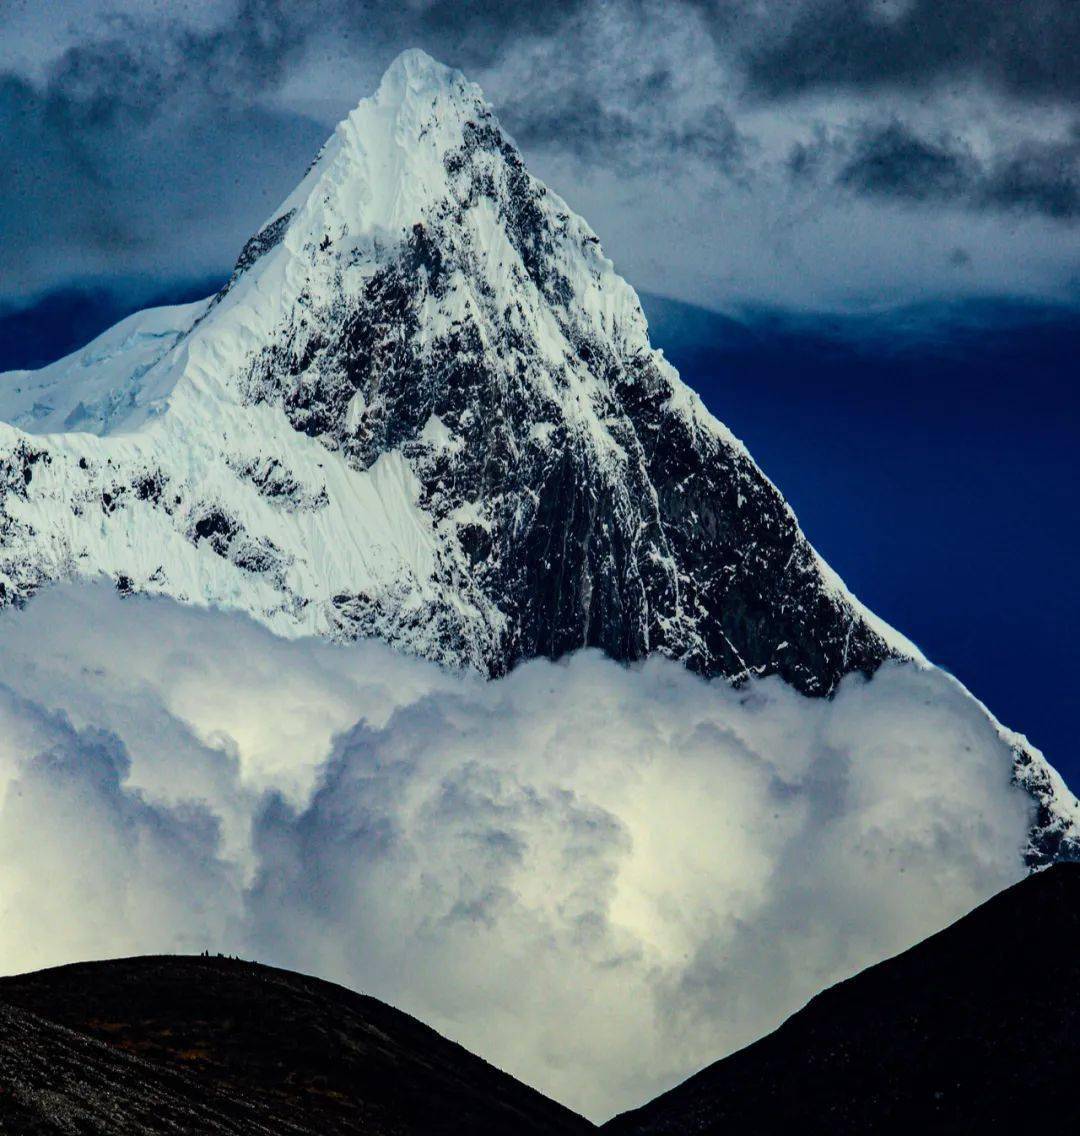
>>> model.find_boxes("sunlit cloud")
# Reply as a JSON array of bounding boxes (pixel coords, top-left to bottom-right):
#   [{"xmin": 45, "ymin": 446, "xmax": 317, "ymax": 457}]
[{"xmin": 0, "ymin": 584, "xmax": 1030, "ymax": 1118}]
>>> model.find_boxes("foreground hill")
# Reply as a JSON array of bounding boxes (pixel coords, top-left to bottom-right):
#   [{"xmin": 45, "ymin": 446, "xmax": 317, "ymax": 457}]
[
  {"xmin": 604, "ymin": 861, "xmax": 1080, "ymax": 1133},
  {"xmin": 3, "ymin": 867, "xmax": 1079, "ymax": 1132},
  {"xmin": 0, "ymin": 955, "xmax": 594, "ymax": 1135}
]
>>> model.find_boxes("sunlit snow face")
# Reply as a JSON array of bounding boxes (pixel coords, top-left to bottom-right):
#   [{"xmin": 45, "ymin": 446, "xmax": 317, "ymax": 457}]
[{"xmin": 0, "ymin": 583, "xmax": 1029, "ymax": 1119}]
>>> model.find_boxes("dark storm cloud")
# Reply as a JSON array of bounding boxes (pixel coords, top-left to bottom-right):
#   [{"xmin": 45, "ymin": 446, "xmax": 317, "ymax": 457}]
[
  {"xmin": 40, "ymin": 0, "xmax": 308, "ymax": 129},
  {"xmin": 506, "ymin": 86, "xmax": 639, "ymax": 158},
  {"xmin": 677, "ymin": 103, "xmax": 747, "ymax": 168},
  {"xmin": 831, "ymin": 120, "xmax": 1080, "ymax": 221},
  {"xmin": 785, "ymin": 124, "xmax": 832, "ymax": 182},
  {"xmin": 0, "ymin": 0, "xmax": 603, "ymax": 291},
  {"xmin": 837, "ymin": 122, "xmax": 977, "ymax": 202},
  {"xmin": 746, "ymin": 0, "xmax": 1080, "ymax": 105},
  {"xmin": 2, "ymin": 0, "xmax": 1080, "ymax": 309},
  {"xmin": 0, "ymin": 0, "xmax": 327, "ymax": 293},
  {"xmin": 408, "ymin": 0, "xmax": 590, "ymax": 68},
  {"xmin": 979, "ymin": 131, "xmax": 1080, "ymax": 219},
  {"xmin": 0, "ymin": 0, "xmax": 747, "ymax": 296},
  {"xmin": 502, "ymin": 70, "xmax": 746, "ymax": 173}
]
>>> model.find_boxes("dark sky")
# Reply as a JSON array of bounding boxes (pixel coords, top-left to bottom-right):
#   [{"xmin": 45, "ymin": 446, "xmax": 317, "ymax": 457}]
[
  {"xmin": 2, "ymin": 0, "xmax": 1080, "ymax": 309},
  {"xmin": 0, "ymin": 1, "xmax": 1078, "ymax": 780}
]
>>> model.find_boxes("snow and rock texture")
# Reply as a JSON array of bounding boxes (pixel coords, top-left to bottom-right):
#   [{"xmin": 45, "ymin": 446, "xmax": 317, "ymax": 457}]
[
  {"xmin": 0, "ymin": 50, "xmax": 1076, "ymax": 861},
  {"xmin": 0, "ymin": 299, "xmax": 210, "ymax": 436},
  {"xmin": 0, "ymin": 50, "xmax": 906, "ymax": 685}
]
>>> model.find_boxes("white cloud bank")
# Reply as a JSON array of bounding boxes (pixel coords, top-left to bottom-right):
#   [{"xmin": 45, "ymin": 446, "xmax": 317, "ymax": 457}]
[{"xmin": 0, "ymin": 584, "xmax": 1031, "ymax": 1119}]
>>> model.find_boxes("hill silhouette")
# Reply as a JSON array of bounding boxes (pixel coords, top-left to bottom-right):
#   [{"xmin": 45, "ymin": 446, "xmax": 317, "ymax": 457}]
[
  {"xmin": 0, "ymin": 954, "xmax": 594, "ymax": 1135},
  {"xmin": 605, "ymin": 862, "xmax": 1080, "ymax": 1133}
]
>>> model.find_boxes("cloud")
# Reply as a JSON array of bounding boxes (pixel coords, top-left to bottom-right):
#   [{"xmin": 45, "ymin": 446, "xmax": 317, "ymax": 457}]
[
  {"xmin": 0, "ymin": 687, "xmax": 243, "ymax": 962},
  {"xmin": 0, "ymin": 0, "xmax": 574, "ymax": 294},
  {"xmin": 745, "ymin": 0, "xmax": 1080, "ymax": 104},
  {"xmin": 0, "ymin": 583, "xmax": 1031, "ymax": 1119},
  {"xmin": 0, "ymin": 0, "xmax": 327, "ymax": 295},
  {"xmin": 491, "ymin": 35, "xmax": 747, "ymax": 176},
  {"xmin": 793, "ymin": 118, "xmax": 1080, "ymax": 222},
  {"xmin": 400, "ymin": 0, "xmax": 592, "ymax": 70},
  {"xmin": 3, "ymin": 0, "xmax": 1080, "ymax": 311},
  {"xmin": 837, "ymin": 122, "xmax": 977, "ymax": 202},
  {"xmin": 979, "ymin": 131, "xmax": 1080, "ymax": 219},
  {"xmin": 502, "ymin": 82, "xmax": 745, "ymax": 173}
]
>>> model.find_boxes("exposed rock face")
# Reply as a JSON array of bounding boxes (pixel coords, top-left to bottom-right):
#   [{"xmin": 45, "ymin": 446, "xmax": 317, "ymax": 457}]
[{"xmin": 0, "ymin": 50, "xmax": 1075, "ymax": 860}]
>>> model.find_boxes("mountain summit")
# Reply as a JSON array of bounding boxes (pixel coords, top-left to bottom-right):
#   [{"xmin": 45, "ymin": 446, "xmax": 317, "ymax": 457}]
[
  {"xmin": 0, "ymin": 50, "xmax": 1076, "ymax": 860},
  {"xmin": 0, "ymin": 49, "xmax": 911, "ymax": 681}
]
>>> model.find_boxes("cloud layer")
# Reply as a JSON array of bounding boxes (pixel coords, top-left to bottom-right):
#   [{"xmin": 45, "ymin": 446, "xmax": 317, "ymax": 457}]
[
  {"xmin": 2, "ymin": 0, "xmax": 1079, "ymax": 309},
  {"xmin": 0, "ymin": 584, "xmax": 1030, "ymax": 1119}
]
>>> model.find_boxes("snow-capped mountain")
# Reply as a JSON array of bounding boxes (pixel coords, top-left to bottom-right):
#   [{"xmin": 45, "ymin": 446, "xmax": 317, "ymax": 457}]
[{"xmin": 0, "ymin": 50, "xmax": 1075, "ymax": 861}]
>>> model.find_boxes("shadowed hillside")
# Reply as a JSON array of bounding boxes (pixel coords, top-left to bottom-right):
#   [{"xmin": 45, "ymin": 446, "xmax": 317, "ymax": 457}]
[
  {"xmin": 4, "ymin": 866, "xmax": 1080, "ymax": 1133},
  {"xmin": 0, "ymin": 954, "xmax": 595, "ymax": 1135},
  {"xmin": 605, "ymin": 862, "xmax": 1080, "ymax": 1133}
]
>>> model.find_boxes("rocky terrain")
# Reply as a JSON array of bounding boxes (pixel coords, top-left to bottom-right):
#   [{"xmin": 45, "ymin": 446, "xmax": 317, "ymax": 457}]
[{"xmin": 0, "ymin": 51, "xmax": 906, "ymax": 694}]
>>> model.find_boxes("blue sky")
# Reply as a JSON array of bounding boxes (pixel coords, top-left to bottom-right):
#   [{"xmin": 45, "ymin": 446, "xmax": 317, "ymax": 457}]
[
  {"xmin": 1, "ymin": 0, "xmax": 1077, "ymax": 781},
  {"xmin": 645, "ymin": 295, "xmax": 1080, "ymax": 781}
]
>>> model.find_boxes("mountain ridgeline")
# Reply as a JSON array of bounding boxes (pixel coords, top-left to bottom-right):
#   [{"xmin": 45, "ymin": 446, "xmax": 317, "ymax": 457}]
[
  {"xmin": 0, "ymin": 50, "xmax": 908, "ymax": 687},
  {"xmin": 229, "ymin": 105, "xmax": 893, "ymax": 694},
  {"xmin": 0, "ymin": 50, "xmax": 1076, "ymax": 861}
]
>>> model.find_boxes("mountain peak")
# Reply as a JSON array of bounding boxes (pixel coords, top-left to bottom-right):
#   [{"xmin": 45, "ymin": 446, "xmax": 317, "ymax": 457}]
[
  {"xmin": 374, "ymin": 47, "xmax": 472, "ymax": 104},
  {"xmin": 0, "ymin": 51, "xmax": 1077, "ymax": 866},
  {"xmin": 257, "ymin": 50, "xmax": 490, "ymax": 267},
  {"xmin": 358, "ymin": 46, "xmax": 484, "ymax": 147}
]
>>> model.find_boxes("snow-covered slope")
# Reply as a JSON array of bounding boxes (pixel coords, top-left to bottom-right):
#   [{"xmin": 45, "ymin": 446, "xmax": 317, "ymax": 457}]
[
  {"xmin": 0, "ymin": 300, "xmax": 210, "ymax": 436},
  {"xmin": 0, "ymin": 49, "xmax": 1076, "ymax": 861}
]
